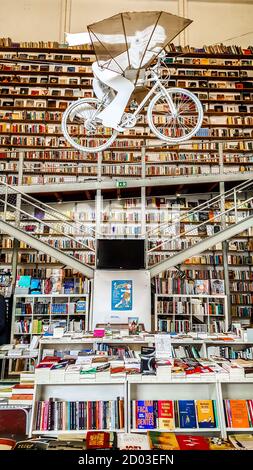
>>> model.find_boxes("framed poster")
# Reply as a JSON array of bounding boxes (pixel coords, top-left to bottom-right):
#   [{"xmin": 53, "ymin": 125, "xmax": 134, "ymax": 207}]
[{"xmin": 111, "ymin": 280, "xmax": 133, "ymax": 311}]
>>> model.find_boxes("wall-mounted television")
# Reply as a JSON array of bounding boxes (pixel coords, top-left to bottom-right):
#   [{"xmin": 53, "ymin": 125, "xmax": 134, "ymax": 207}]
[{"xmin": 96, "ymin": 239, "xmax": 145, "ymax": 270}]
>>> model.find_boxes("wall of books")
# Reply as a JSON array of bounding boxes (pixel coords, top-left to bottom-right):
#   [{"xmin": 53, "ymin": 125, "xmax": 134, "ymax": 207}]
[{"xmin": 0, "ymin": 41, "xmax": 253, "ymax": 185}]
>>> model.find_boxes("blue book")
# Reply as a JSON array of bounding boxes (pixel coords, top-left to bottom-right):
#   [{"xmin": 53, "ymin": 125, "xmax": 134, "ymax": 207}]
[
  {"xmin": 178, "ymin": 400, "xmax": 197, "ymax": 428},
  {"xmin": 136, "ymin": 400, "xmax": 155, "ymax": 429}
]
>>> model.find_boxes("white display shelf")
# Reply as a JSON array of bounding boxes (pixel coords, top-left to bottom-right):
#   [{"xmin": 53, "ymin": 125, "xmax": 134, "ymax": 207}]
[
  {"xmin": 130, "ymin": 428, "xmax": 221, "ymax": 433},
  {"xmin": 14, "ymin": 293, "xmax": 89, "ymax": 298},
  {"xmin": 32, "ymin": 429, "xmax": 125, "ymax": 436},
  {"xmin": 226, "ymin": 428, "xmax": 253, "ymax": 432}
]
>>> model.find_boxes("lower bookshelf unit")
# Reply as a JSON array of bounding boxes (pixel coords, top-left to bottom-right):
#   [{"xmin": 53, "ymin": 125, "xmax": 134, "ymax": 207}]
[
  {"xmin": 30, "ymin": 378, "xmax": 253, "ymax": 439},
  {"xmin": 30, "ymin": 381, "xmax": 127, "ymax": 437}
]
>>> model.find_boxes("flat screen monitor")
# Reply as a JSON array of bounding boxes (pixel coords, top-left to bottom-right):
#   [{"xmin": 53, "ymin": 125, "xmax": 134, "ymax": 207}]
[{"xmin": 96, "ymin": 239, "xmax": 145, "ymax": 270}]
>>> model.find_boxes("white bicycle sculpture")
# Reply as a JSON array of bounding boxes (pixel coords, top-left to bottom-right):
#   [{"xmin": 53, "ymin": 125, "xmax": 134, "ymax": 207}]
[{"xmin": 61, "ymin": 55, "xmax": 203, "ymax": 153}]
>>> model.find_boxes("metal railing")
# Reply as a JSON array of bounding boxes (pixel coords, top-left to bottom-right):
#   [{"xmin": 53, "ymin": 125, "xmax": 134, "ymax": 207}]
[
  {"xmin": 0, "ymin": 181, "xmax": 97, "ymax": 267},
  {"xmin": 146, "ymin": 178, "xmax": 253, "ymax": 267}
]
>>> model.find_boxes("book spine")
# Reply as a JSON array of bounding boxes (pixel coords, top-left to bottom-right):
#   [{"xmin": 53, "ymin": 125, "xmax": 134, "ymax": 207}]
[{"xmin": 35, "ymin": 401, "xmax": 42, "ymax": 431}]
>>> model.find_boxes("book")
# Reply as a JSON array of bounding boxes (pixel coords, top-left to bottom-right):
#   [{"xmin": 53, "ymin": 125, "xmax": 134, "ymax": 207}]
[
  {"xmin": 178, "ymin": 400, "xmax": 197, "ymax": 428},
  {"xmin": 194, "ymin": 280, "xmax": 209, "ymax": 295},
  {"xmin": 176, "ymin": 434, "xmax": 210, "ymax": 450},
  {"xmin": 117, "ymin": 433, "xmax": 150, "ymax": 450},
  {"xmin": 86, "ymin": 431, "xmax": 114, "ymax": 449},
  {"xmin": 136, "ymin": 401, "xmax": 155, "ymax": 429},
  {"xmin": 210, "ymin": 279, "xmax": 225, "ymax": 295},
  {"xmin": 229, "ymin": 400, "xmax": 250, "ymax": 428},
  {"xmin": 140, "ymin": 347, "xmax": 156, "ymax": 375},
  {"xmin": 228, "ymin": 434, "xmax": 253, "ymax": 450},
  {"xmin": 148, "ymin": 431, "xmax": 180, "ymax": 450},
  {"xmin": 157, "ymin": 401, "xmax": 174, "ymax": 429},
  {"xmin": 208, "ymin": 437, "xmax": 235, "ymax": 450},
  {"xmin": 128, "ymin": 317, "xmax": 139, "ymax": 335},
  {"xmin": 196, "ymin": 400, "xmax": 216, "ymax": 428}
]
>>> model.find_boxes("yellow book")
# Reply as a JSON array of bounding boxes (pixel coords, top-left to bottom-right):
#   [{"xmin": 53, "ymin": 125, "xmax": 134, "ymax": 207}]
[
  {"xmin": 148, "ymin": 431, "xmax": 180, "ymax": 450},
  {"xmin": 196, "ymin": 400, "xmax": 216, "ymax": 428}
]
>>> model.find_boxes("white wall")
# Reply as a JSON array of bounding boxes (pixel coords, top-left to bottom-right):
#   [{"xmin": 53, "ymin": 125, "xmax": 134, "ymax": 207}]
[
  {"xmin": 92, "ymin": 270, "xmax": 151, "ymax": 330},
  {"xmin": 1, "ymin": 0, "xmax": 253, "ymax": 46}
]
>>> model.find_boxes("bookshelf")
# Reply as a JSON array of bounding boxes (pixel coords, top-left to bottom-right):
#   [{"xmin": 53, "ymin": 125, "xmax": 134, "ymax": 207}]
[
  {"xmin": 11, "ymin": 293, "xmax": 89, "ymax": 344},
  {"xmin": 154, "ymin": 294, "xmax": 228, "ymax": 334},
  {"xmin": 1, "ymin": 189, "xmax": 252, "ymax": 325},
  {"xmin": 30, "ymin": 381, "xmax": 127, "ymax": 437}
]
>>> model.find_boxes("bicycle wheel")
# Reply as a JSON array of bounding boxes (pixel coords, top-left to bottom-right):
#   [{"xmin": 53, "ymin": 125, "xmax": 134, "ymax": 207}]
[
  {"xmin": 147, "ymin": 88, "xmax": 203, "ymax": 144},
  {"xmin": 61, "ymin": 98, "xmax": 118, "ymax": 153}
]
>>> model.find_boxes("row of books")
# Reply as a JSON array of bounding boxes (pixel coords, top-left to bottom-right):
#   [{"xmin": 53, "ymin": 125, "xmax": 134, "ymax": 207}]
[
  {"xmin": 35, "ymin": 398, "xmax": 125, "ymax": 431},
  {"xmin": 165, "ymin": 44, "xmax": 253, "ymax": 55},
  {"xmin": 16, "ymin": 301, "xmax": 87, "ymax": 316},
  {"xmin": 231, "ymin": 306, "xmax": 252, "ymax": 318},
  {"xmin": 1, "ymin": 38, "xmax": 253, "ymax": 55},
  {"xmin": 15, "ymin": 273, "xmax": 89, "ymax": 295},
  {"xmin": 155, "ymin": 278, "xmax": 225, "ymax": 295},
  {"xmin": 156, "ymin": 300, "xmax": 225, "ymax": 316},
  {"xmin": 158, "ymin": 319, "xmax": 225, "ymax": 334},
  {"xmin": 1, "ymin": 163, "xmax": 252, "ymax": 180},
  {"xmin": 207, "ymin": 346, "xmax": 253, "ymax": 361},
  {"xmin": 131, "ymin": 399, "xmax": 218, "ymax": 430},
  {"xmin": 224, "ymin": 400, "xmax": 253, "ymax": 428},
  {"xmin": 0, "ymin": 76, "xmax": 92, "ymax": 85},
  {"xmin": 10, "ymin": 432, "xmax": 253, "ymax": 451}
]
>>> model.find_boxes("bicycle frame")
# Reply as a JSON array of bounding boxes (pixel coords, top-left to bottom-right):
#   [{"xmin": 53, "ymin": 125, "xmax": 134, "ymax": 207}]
[
  {"xmin": 91, "ymin": 66, "xmax": 177, "ymax": 126},
  {"xmin": 131, "ymin": 69, "xmax": 177, "ymax": 120}
]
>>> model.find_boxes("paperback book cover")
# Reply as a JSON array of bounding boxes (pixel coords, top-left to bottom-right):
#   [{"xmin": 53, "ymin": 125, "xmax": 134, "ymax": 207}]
[
  {"xmin": 157, "ymin": 401, "xmax": 174, "ymax": 429},
  {"xmin": 228, "ymin": 434, "xmax": 253, "ymax": 450},
  {"xmin": 176, "ymin": 434, "xmax": 210, "ymax": 450},
  {"xmin": 117, "ymin": 433, "xmax": 150, "ymax": 450},
  {"xmin": 210, "ymin": 279, "xmax": 225, "ymax": 295},
  {"xmin": 136, "ymin": 401, "xmax": 155, "ymax": 429},
  {"xmin": 128, "ymin": 317, "xmax": 139, "ymax": 335},
  {"xmin": 147, "ymin": 431, "xmax": 180, "ymax": 450},
  {"xmin": 194, "ymin": 280, "xmax": 209, "ymax": 295},
  {"xmin": 229, "ymin": 400, "xmax": 250, "ymax": 428},
  {"xmin": 196, "ymin": 400, "xmax": 216, "ymax": 428},
  {"xmin": 140, "ymin": 347, "xmax": 156, "ymax": 375},
  {"xmin": 178, "ymin": 400, "xmax": 197, "ymax": 429},
  {"xmin": 86, "ymin": 431, "xmax": 114, "ymax": 449}
]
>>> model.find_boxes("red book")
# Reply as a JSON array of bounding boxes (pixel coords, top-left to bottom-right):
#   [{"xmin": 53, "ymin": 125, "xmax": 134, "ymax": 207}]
[
  {"xmin": 13, "ymin": 384, "xmax": 34, "ymax": 389},
  {"xmin": 40, "ymin": 356, "xmax": 60, "ymax": 363},
  {"xmin": 10, "ymin": 394, "xmax": 34, "ymax": 400},
  {"xmin": 86, "ymin": 431, "xmax": 110, "ymax": 449},
  {"xmin": 177, "ymin": 435, "xmax": 210, "ymax": 450}
]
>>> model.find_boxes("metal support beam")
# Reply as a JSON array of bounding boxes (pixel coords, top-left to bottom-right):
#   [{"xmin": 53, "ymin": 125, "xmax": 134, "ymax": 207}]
[
  {"xmin": 150, "ymin": 216, "xmax": 253, "ymax": 278},
  {"xmin": 220, "ymin": 178, "xmax": 231, "ymax": 326},
  {"xmin": 11, "ymin": 152, "xmax": 24, "ymax": 286},
  {"xmin": 0, "ymin": 220, "xmax": 94, "ymax": 279}
]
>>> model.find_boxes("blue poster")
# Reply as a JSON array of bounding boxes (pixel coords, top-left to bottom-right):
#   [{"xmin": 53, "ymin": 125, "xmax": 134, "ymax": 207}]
[{"xmin": 111, "ymin": 280, "xmax": 133, "ymax": 311}]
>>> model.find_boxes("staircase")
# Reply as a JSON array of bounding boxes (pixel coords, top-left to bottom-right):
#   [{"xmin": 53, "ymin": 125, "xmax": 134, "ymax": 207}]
[
  {"xmin": 147, "ymin": 179, "xmax": 253, "ymax": 277},
  {"xmin": 0, "ymin": 181, "xmax": 95, "ymax": 278}
]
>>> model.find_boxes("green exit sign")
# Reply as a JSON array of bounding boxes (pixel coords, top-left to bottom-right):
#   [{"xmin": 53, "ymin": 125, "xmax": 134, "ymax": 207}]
[{"xmin": 116, "ymin": 181, "xmax": 127, "ymax": 188}]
